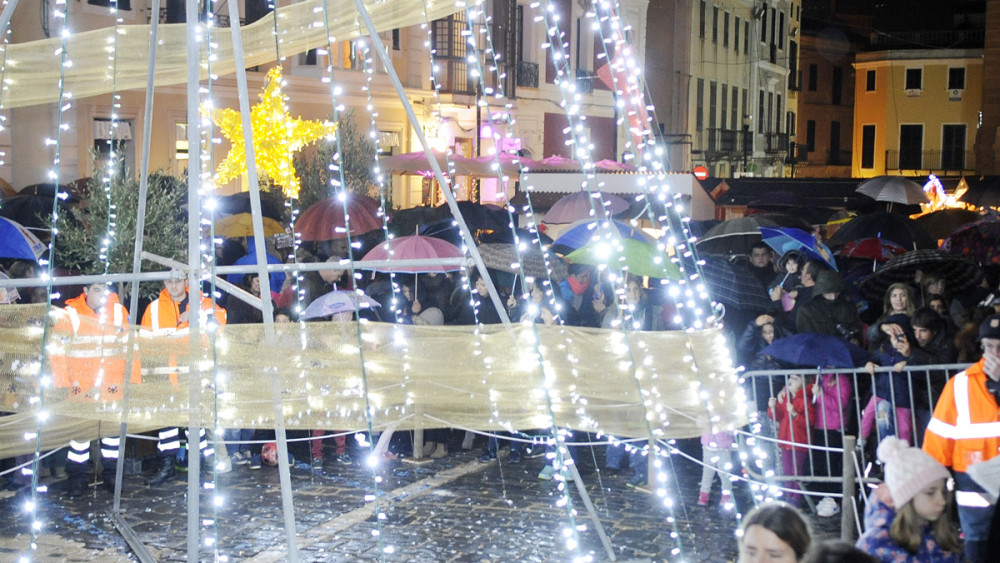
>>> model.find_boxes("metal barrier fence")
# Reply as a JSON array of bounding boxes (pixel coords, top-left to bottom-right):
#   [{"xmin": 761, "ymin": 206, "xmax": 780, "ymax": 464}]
[{"xmin": 740, "ymin": 363, "xmax": 968, "ymax": 541}]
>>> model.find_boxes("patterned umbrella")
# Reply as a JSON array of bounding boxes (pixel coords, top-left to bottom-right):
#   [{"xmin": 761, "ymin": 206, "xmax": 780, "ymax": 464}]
[
  {"xmin": 942, "ymin": 216, "xmax": 1000, "ymax": 265},
  {"xmin": 565, "ymin": 238, "xmax": 680, "ymax": 280},
  {"xmin": 827, "ymin": 211, "xmax": 936, "ymax": 250},
  {"xmin": 477, "ymin": 243, "xmax": 568, "ymax": 281},
  {"xmin": 856, "ymin": 176, "xmax": 928, "ymax": 205},
  {"xmin": 359, "ymin": 234, "xmax": 465, "ymax": 273},
  {"xmin": 698, "ymin": 255, "xmax": 771, "ymax": 312},
  {"xmin": 294, "ymin": 194, "xmax": 382, "ymax": 241},
  {"xmin": 543, "ymin": 191, "xmax": 630, "ymax": 224},
  {"xmin": 300, "ymin": 290, "xmax": 380, "ymax": 320},
  {"xmin": 859, "ymin": 249, "xmax": 982, "ymax": 302},
  {"xmin": 834, "ymin": 237, "xmax": 907, "ymax": 262}
]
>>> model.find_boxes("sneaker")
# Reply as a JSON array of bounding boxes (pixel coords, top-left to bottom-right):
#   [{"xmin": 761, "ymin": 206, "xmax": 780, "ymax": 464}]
[
  {"xmin": 478, "ymin": 451, "xmax": 497, "ymax": 463},
  {"xmin": 625, "ymin": 476, "xmax": 647, "ymax": 490},
  {"xmin": 816, "ymin": 497, "xmax": 840, "ymax": 518},
  {"xmin": 524, "ymin": 446, "xmax": 546, "ymax": 459},
  {"xmin": 538, "ymin": 465, "xmax": 557, "ymax": 480},
  {"xmin": 697, "ymin": 491, "xmax": 710, "ymax": 506},
  {"xmin": 231, "ymin": 451, "xmax": 251, "ymax": 465},
  {"xmin": 215, "ymin": 457, "xmax": 232, "ymax": 474},
  {"xmin": 336, "ymin": 453, "xmax": 353, "ymax": 466},
  {"xmin": 508, "ymin": 450, "xmax": 522, "ymax": 464},
  {"xmin": 249, "ymin": 454, "xmax": 262, "ymax": 470}
]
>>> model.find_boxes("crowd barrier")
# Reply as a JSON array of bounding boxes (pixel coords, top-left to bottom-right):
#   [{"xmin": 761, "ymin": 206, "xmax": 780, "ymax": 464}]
[{"xmin": 740, "ymin": 363, "xmax": 968, "ymax": 540}]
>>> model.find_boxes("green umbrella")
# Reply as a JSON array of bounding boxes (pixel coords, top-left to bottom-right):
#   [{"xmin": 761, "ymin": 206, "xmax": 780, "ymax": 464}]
[{"xmin": 564, "ymin": 238, "xmax": 681, "ymax": 280}]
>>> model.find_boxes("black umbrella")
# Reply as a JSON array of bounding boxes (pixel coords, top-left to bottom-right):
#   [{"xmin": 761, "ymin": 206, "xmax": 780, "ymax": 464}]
[
  {"xmin": 699, "ymin": 255, "xmax": 771, "ymax": 312},
  {"xmin": 434, "ymin": 201, "xmax": 511, "ymax": 233},
  {"xmin": 695, "ymin": 213, "xmax": 811, "ymax": 256},
  {"xmin": 0, "ymin": 194, "xmax": 74, "ymax": 233},
  {"xmin": 828, "ymin": 211, "xmax": 936, "ymax": 250},
  {"xmin": 215, "ymin": 191, "xmax": 286, "ymax": 221},
  {"xmin": 959, "ymin": 176, "xmax": 1000, "ymax": 209},
  {"xmin": 913, "ymin": 208, "xmax": 981, "ymax": 240},
  {"xmin": 859, "ymin": 249, "xmax": 983, "ymax": 302}
]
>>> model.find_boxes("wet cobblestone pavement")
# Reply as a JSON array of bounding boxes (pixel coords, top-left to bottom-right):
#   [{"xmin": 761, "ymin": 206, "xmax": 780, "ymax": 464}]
[{"xmin": 0, "ymin": 437, "xmax": 840, "ymax": 561}]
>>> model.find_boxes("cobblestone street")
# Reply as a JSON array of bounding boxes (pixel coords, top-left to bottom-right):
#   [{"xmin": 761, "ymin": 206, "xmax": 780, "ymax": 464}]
[{"xmin": 0, "ymin": 437, "xmax": 839, "ymax": 561}]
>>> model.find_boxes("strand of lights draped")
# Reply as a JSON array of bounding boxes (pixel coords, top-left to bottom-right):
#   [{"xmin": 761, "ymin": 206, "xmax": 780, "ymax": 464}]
[
  {"xmin": 0, "ymin": 23, "xmax": 9, "ymax": 171},
  {"xmin": 322, "ymin": 13, "xmax": 387, "ymax": 556},
  {"xmin": 199, "ymin": 3, "xmax": 227, "ymax": 555},
  {"xmin": 22, "ymin": 0, "xmax": 73, "ymax": 558},
  {"xmin": 531, "ymin": 1, "xmax": 695, "ymax": 556}
]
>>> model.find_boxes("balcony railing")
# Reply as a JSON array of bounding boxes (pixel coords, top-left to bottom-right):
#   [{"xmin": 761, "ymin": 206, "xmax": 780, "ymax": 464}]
[
  {"xmin": 764, "ymin": 133, "xmax": 789, "ymax": 153},
  {"xmin": 705, "ymin": 128, "xmax": 743, "ymax": 155},
  {"xmin": 517, "ymin": 61, "xmax": 539, "ymax": 88},
  {"xmin": 885, "ymin": 150, "xmax": 976, "ymax": 173}
]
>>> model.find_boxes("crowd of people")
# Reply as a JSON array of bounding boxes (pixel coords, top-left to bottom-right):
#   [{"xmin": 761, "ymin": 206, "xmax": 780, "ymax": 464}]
[{"xmin": 2, "ymin": 226, "xmax": 1000, "ymax": 561}]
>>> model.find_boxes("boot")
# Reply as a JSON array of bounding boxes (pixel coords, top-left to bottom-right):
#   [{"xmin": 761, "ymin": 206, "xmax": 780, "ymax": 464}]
[
  {"xmin": 101, "ymin": 461, "xmax": 117, "ymax": 493},
  {"xmin": 430, "ymin": 443, "xmax": 448, "ymax": 459},
  {"xmin": 65, "ymin": 475, "xmax": 87, "ymax": 498},
  {"xmin": 421, "ymin": 441, "xmax": 437, "ymax": 457},
  {"xmin": 146, "ymin": 456, "xmax": 176, "ymax": 486}
]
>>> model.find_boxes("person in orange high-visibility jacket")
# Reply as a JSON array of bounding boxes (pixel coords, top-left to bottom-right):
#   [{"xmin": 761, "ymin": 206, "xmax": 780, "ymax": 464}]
[
  {"xmin": 923, "ymin": 313, "xmax": 1000, "ymax": 563},
  {"xmin": 141, "ymin": 275, "xmax": 227, "ymax": 486},
  {"xmin": 51, "ymin": 282, "xmax": 140, "ymax": 495}
]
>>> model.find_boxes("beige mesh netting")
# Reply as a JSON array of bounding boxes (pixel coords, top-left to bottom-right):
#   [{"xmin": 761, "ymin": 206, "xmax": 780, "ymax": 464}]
[
  {"xmin": 2, "ymin": 0, "xmax": 460, "ymax": 109},
  {"xmin": 0, "ymin": 303, "xmax": 746, "ymax": 458}
]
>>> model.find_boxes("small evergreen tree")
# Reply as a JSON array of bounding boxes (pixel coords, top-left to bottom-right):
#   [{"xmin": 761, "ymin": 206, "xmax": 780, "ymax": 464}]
[
  {"xmin": 55, "ymin": 165, "xmax": 188, "ymax": 300},
  {"xmin": 294, "ymin": 109, "xmax": 384, "ymax": 211}
]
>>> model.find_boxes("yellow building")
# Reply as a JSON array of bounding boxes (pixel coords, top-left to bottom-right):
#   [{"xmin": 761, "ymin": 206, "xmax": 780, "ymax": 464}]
[{"xmin": 852, "ymin": 48, "xmax": 982, "ymax": 178}]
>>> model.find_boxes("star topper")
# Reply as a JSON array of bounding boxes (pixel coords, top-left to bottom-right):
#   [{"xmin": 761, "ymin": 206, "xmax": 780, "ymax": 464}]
[{"xmin": 208, "ymin": 66, "xmax": 337, "ymax": 198}]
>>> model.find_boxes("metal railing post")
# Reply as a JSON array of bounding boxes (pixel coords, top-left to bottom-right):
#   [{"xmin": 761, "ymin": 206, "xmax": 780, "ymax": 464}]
[{"xmin": 841, "ymin": 435, "xmax": 857, "ymax": 543}]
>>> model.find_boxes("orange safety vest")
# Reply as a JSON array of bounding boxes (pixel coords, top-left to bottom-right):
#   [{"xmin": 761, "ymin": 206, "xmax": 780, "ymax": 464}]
[
  {"xmin": 51, "ymin": 292, "xmax": 141, "ymax": 400},
  {"xmin": 923, "ymin": 359, "xmax": 1000, "ymax": 474},
  {"xmin": 140, "ymin": 288, "xmax": 226, "ymax": 385}
]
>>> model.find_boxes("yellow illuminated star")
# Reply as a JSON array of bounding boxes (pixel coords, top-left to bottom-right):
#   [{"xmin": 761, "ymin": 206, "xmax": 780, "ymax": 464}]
[{"xmin": 209, "ymin": 66, "xmax": 337, "ymax": 198}]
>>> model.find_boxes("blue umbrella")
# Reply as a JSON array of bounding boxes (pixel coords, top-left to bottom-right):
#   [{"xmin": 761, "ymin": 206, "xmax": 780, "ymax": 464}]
[
  {"xmin": 760, "ymin": 333, "xmax": 870, "ymax": 368},
  {"xmin": 759, "ymin": 227, "xmax": 837, "ymax": 271},
  {"xmin": 0, "ymin": 217, "xmax": 46, "ymax": 261},
  {"xmin": 552, "ymin": 219, "xmax": 654, "ymax": 252}
]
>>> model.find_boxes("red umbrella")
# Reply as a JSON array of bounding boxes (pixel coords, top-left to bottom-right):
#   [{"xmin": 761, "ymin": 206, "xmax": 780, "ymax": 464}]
[
  {"xmin": 359, "ymin": 234, "xmax": 465, "ymax": 273},
  {"xmin": 294, "ymin": 194, "xmax": 383, "ymax": 241},
  {"xmin": 543, "ymin": 191, "xmax": 630, "ymax": 224},
  {"xmin": 942, "ymin": 216, "xmax": 1000, "ymax": 265},
  {"xmin": 835, "ymin": 237, "xmax": 907, "ymax": 262}
]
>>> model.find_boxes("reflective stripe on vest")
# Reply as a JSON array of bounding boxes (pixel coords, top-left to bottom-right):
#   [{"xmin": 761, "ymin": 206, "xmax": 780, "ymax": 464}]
[
  {"xmin": 956, "ymin": 490, "xmax": 993, "ymax": 508},
  {"xmin": 930, "ymin": 371, "xmax": 1000, "ymax": 440}
]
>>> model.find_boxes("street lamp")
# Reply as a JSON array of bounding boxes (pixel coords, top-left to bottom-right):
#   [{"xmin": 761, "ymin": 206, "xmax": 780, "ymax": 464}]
[{"xmin": 742, "ymin": 115, "xmax": 752, "ymax": 175}]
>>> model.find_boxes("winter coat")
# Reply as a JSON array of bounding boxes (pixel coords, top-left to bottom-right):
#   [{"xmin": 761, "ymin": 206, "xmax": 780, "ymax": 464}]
[
  {"xmin": 856, "ymin": 492, "xmax": 961, "ymax": 563},
  {"xmin": 796, "ymin": 294, "xmax": 863, "ymax": 339},
  {"xmin": 767, "ymin": 385, "xmax": 814, "ymax": 451},
  {"xmin": 813, "ymin": 373, "xmax": 851, "ymax": 431},
  {"xmin": 870, "ymin": 343, "xmax": 914, "ymax": 409}
]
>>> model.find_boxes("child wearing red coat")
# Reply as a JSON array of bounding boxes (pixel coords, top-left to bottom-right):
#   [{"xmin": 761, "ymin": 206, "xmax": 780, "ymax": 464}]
[{"xmin": 768, "ymin": 373, "xmax": 815, "ymax": 507}]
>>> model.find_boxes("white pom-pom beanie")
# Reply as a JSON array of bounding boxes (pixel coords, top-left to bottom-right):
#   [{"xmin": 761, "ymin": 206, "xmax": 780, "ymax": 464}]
[{"xmin": 877, "ymin": 437, "xmax": 951, "ymax": 508}]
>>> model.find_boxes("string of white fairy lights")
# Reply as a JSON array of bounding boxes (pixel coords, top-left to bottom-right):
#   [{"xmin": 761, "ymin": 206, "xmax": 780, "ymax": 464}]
[
  {"xmin": 17, "ymin": 0, "xmax": 73, "ymax": 559},
  {"xmin": 587, "ymin": 0, "xmax": 764, "ymax": 524},
  {"xmin": 318, "ymin": 9, "xmax": 389, "ymax": 556},
  {"xmin": 0, "ymin": 22, "xmax": 9, "ymax": 171}
]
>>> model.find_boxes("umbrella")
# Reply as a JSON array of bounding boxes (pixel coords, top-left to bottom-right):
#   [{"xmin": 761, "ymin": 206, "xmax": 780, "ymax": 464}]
[
  {"xmin": 214, "ymin": 213, "xmax": 285, "ymax": 238},
  {"xmin": 0, "ymin": 193, "xmax": 72, "ymax": 232},
  {"xmin": 942, "ymin": 216, "xmax": 1000, "ymax": 265},
  {"xmin": 359, "ymin": 234, "xmax": 465, "ymax": 273},
  {"xmin": 434, "ymin": 201, "xmax": 510, "ymax": 234},
  {"xmin": 759, "ymin": 227, "xmax": 837, "ymax": 271},
  {"xmin": 698, "ymin": 255, "xmax": 771, "ymax": 312},
  {"xmin": 214, "ymin": 191, "xmax": 285, "ymax": 221},
  {"xmin": 0, "ymin": 217, "xmax": 46, "ymax": 261},
  {"xmin": 695, "ymin": 214, "xmax": 811, "ymax": 256},
  {"xmin": 477, "ymin": 243, "xmax": 568, "ymax": 281},
  {"xmin": 294, "ymin": 194, "xmax": 383, "ymax": 241},
  {"xmin": 913, "ymin": 208, "xmax": 981, "ymax": 240},
  {"xmin": 534, "ymin": 155, "xmax": 583, "ymax": 171},
  {"xmin": 856, "ymin": 175, "xmax": 928, "ymax": 206},
  {"xmin": 859, "ymin": 249, "xmax": 982, "ymax": 302},
  {"xmin": 834, "ymin": 237, "xmax": 907, "ymax": 262},
  {"xmin": 543, "ymin": 191, "xmax": 630, "ymax": 224},
  {"xmin": 300, "ymin": 289, "xmax": 380, "ymax": 320},
  {"xmin": 827, "ymin": 211, "xmax": 936, "ymax": 250},
  {"xmin": 379, "ymin": 150, "xmax": 474, "ymax": 176},
  {"xmin": 551, "ymin": 218, "xmax": 654, "ymax": 253},
  {"xmin": 760, "ymin": 333, "xmax": 871, "ymax": 368},
  {"xmin": 565, "ymin": 238, "xmax": 680, "ymax": 280}
]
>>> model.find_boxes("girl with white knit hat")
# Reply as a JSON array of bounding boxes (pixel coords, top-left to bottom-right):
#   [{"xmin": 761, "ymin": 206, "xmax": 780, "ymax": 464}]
[{"xmin": 856, "ymin": 437, "xmax": 962, "ymax": 562}]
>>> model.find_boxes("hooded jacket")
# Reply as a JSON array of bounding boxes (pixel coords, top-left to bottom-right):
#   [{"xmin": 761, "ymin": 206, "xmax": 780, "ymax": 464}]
[{"xmin": 855, "ymin": 491, "xmax": 961, "ymax": 562}]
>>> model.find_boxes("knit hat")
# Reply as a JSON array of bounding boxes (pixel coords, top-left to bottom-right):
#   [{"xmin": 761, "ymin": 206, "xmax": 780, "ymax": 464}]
[
  {"xmin": 877, "ymin": 437, "xmax": 951, "ymax": 507},
  {"xmin": 979, "ymin": 314, "xmax": 1000, "ymax": 341},
  {"xmin": 812, "ymin": 270, "xmax": 844, "ymax": 296}
]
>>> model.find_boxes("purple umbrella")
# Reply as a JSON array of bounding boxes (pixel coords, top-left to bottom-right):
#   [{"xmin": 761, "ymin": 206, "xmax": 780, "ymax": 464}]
[{"xmin": 543, "ymin": 191, "xmax": 630, "ymax": 224}]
